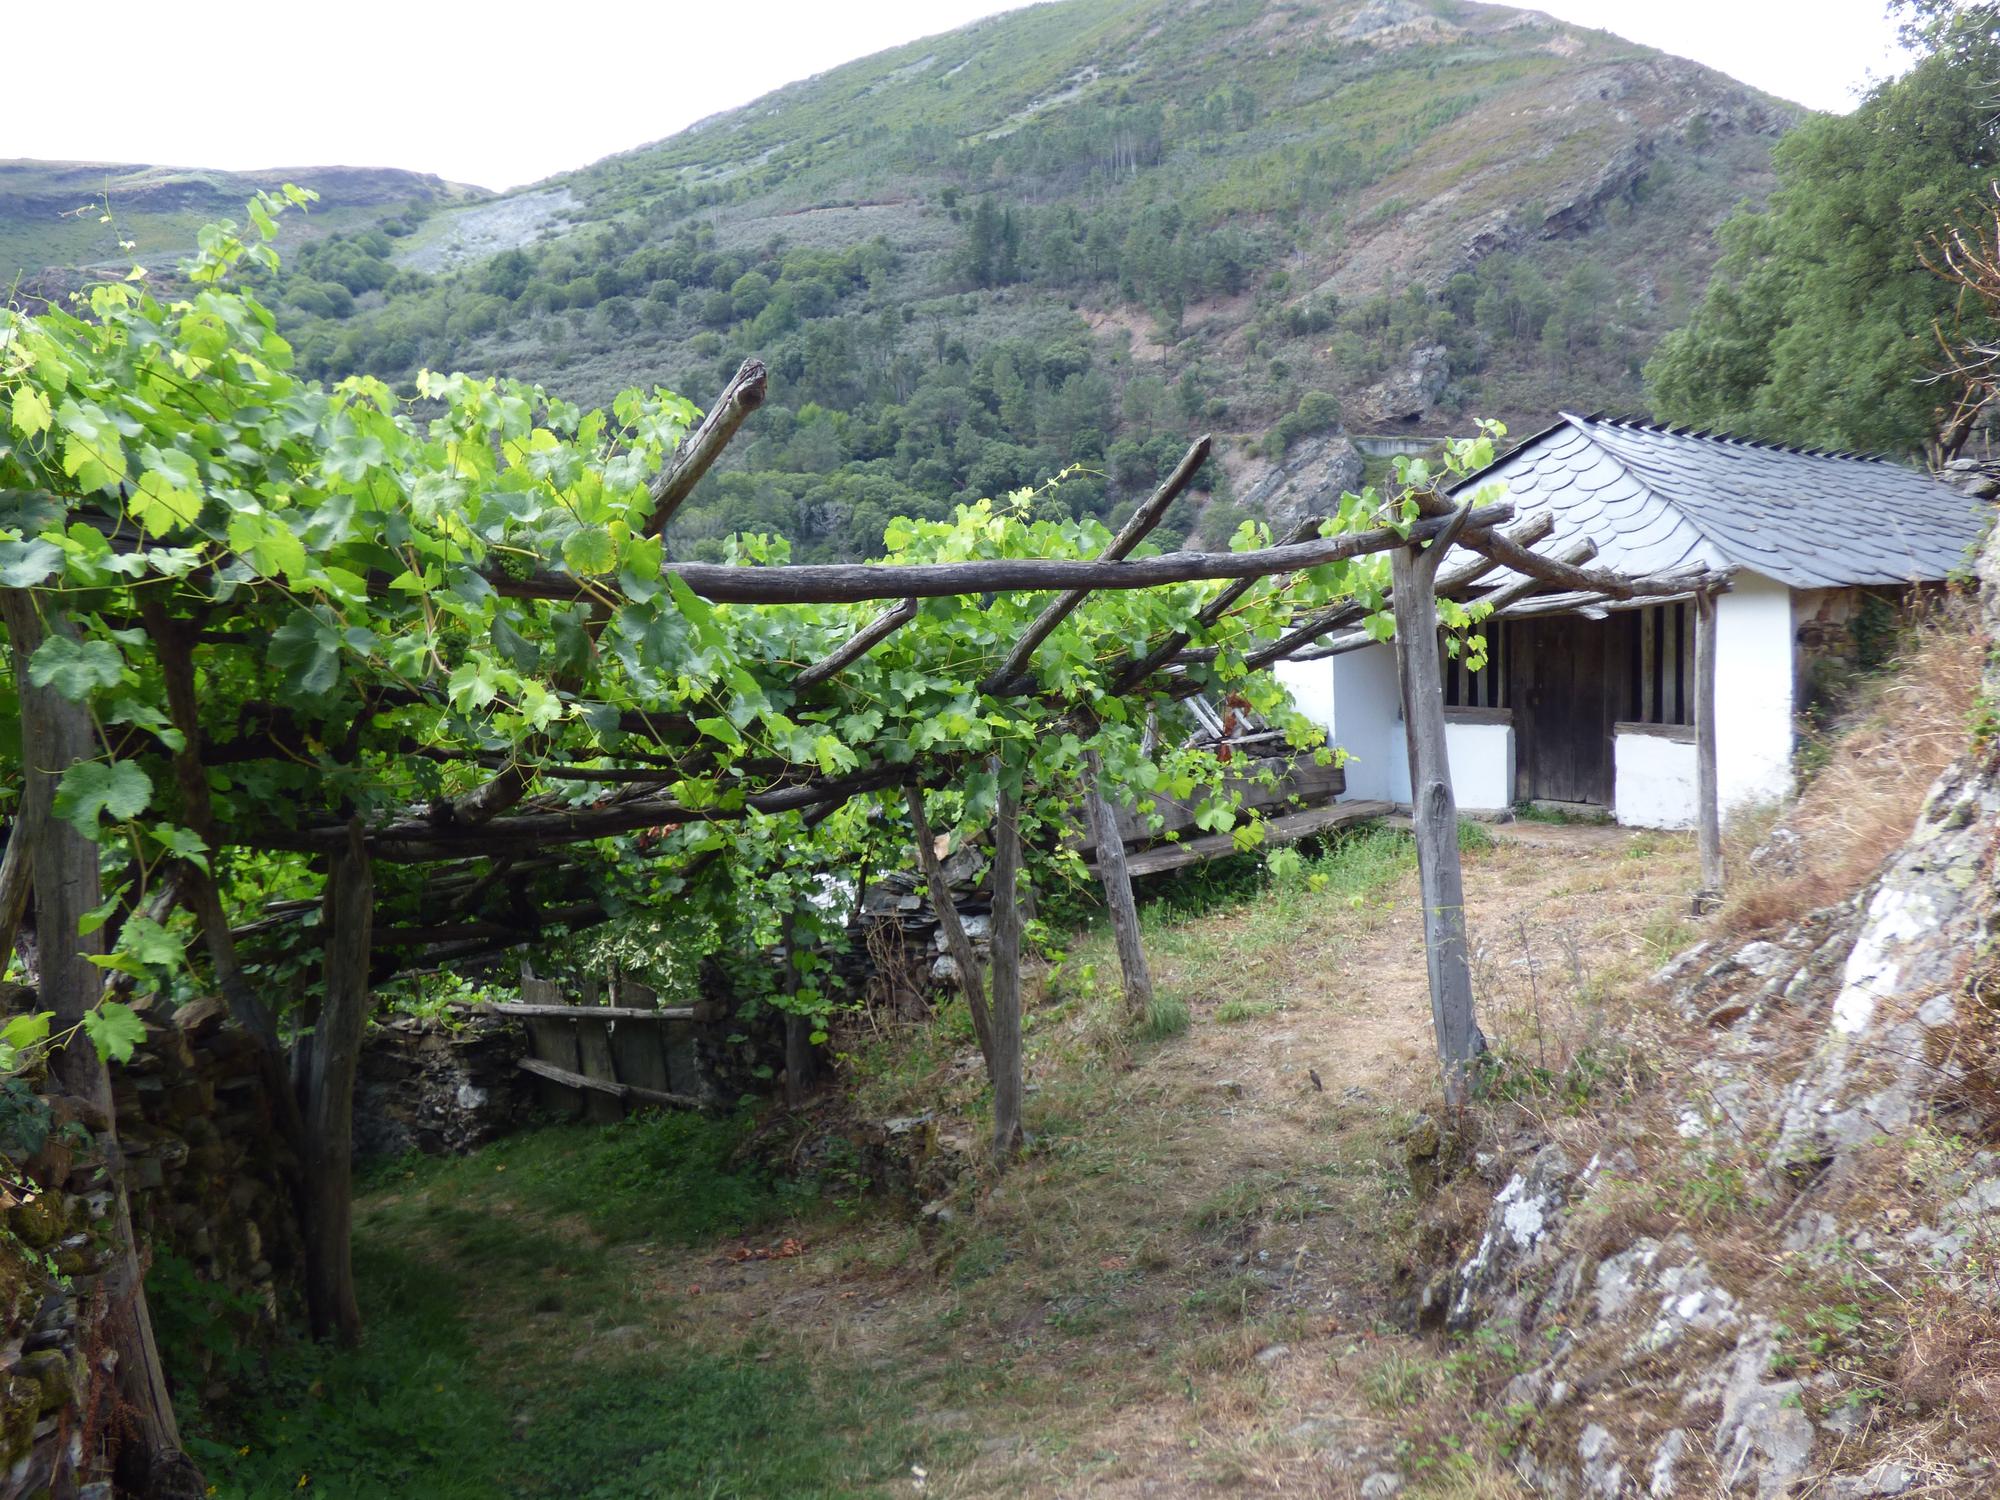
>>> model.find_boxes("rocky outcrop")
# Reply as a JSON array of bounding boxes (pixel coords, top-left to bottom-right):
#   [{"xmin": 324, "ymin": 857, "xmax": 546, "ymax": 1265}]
[
  {"xmin": 1236, "ymin": 434, "xmax": 1368, "ymax": 526},
  {"xmin": 1426, "ymin": 525, "xmax": 2000, "ymax": 1496},
  {"xmin": 1358, "ymin": 344, "xmax": 1450, "ymax": 426}
]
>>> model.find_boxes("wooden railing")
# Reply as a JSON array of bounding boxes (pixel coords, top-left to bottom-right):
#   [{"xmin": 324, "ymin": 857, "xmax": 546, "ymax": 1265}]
[{"xmin": 483, "ymin": 971, "xmax": 716, "ymax": 1118}]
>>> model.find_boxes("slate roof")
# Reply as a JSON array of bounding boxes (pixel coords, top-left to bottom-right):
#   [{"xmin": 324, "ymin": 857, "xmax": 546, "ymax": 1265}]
[{"xmin": 1467, "ymin": 414, "xmax": 1990, "ymax": 589}]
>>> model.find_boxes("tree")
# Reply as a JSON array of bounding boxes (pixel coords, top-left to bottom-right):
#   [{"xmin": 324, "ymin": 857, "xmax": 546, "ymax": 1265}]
[{"xmin": 1646, "ymin": 5, "xmax": 2000, "ymax": 453}]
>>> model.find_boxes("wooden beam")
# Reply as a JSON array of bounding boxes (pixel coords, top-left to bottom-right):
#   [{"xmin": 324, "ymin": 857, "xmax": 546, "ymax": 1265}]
[
  {"xmin": 489, "ymin": 503, "xmax": 1514, "ymax": 606},
  {"xmin": 479, "ymin": 1002, "xmax": 699, "ymax": 1022},
  {"xmin": 982, "ymin": 436, "xmax": 1211, "ymax": 693},
  {"xmin": 303, "ymin": 821, "xmax": 372, "ymax": 1346},
  {"xmin": 1417, "ymin": 490, "xmax": 1727, "ymax": 601},
  {"xmin": 794, "ymin": 597, "xmax": 918, "ymax": 690},
  {"xmin": 1110, "ymin": 512, "xmax": 1328, "ymax": 691},
  {"xmin": 644, "ymin": 358, "xmax": 767, "ymax": 536},
  {"xmin": 1102, "ymin": 800, "xmax": 1396, "ymax": 880},
  {"xmin": 906, "ymin": 783, "xmax": 995, "ymax": 1070},
  {"xmin": 1694, "ymin": 588, "xmax": 1723, "ymax": 903},
  {"xmin": 1179, "ymin": 513, "xmax": 1560, "ymax": 673},
  {"xmin": 1389, "ymin": 506, "xmax": 1485, "ymax": 1109},
  {"xmin": 988, "ymin": 773, "xmax": 1026, "ymax": 1162},
  {"xmin": 516, "ymin": 1056, "xmax": 709, "ymax": 1111}
]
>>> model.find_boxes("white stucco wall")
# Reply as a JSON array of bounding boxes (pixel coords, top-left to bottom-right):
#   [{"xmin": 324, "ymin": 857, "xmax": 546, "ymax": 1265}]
[
  {"xmin": 1715, "ymin": 575, "xmax": 1796, "ymax": 812},
  {"xmin": 1389, "ymin": 717, "xmax": 1515, "ymax": 813},
  {"xmin": 1276, "ymin": 644, "xmax": 1401, "ymax": 803},
  {"xmin": 1614, "ymin": 728, "xmax": 1697, "ymax": 829}
]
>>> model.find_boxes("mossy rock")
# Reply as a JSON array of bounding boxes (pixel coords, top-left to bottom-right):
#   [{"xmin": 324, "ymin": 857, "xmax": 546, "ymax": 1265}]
[
  {"xmin": 19, "ymin": 1351, "xmax": 70, "ymax": 1414},
  {"xmin": 7, "ymin": 1197, "xmax": 62, "ymax": 1252},
  {"xmin": 0, "ymin": 1373, "xmax": 40, "ymax": 1465}
]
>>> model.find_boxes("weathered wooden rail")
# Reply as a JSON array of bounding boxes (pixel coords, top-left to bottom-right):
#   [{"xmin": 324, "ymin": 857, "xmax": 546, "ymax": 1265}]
[{"xmin": 493, "ymin": 972, "xmax": 715, "ymax": 1118}]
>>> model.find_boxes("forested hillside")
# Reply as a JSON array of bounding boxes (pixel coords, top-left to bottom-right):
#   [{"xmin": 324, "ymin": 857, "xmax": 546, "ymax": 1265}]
[{"xmin": 3, "ymin": 0, "xmax": 1793, "ymax": 557}]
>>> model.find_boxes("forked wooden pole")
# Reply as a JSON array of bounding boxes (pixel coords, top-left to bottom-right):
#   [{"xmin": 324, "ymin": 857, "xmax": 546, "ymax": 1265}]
[
  {"xmin": 1694, "ymin": 588, "xmax": 1724, "ymax": 905},
  {"xmin": 988, "ymin": 774, "xmax": 1027, "ymax": 1162},
  {"xmin": 1082, "ymin": 750, "xmax": 1155, "ymax": 1024},
  {"xmin": 1388, "ymin": 506, "xmax": 1486, "ymax": 1108},
  {"xmin": 905, "ymin": 783, "xmax": 996, "ymax": 1071}
]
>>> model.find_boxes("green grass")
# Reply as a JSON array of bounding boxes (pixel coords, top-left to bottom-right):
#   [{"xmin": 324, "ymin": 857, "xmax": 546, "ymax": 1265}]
[
  {"xmin": 359, "ymin": 1107, "xmax": 815, "ymax": 1245},
  {"xmin": 174, "ymin": 1111, "xmax": 932, "ymax": 1499}
]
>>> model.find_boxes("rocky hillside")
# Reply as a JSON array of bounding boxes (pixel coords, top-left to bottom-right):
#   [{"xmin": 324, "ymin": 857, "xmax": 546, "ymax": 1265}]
[
  {"xmin": 2, "ymin": 0, "xmax": 1795, "ymax": 557},
  {"xmin": 1430, "ymin": 507, "xmax": 2000, "ymax": 1495}
]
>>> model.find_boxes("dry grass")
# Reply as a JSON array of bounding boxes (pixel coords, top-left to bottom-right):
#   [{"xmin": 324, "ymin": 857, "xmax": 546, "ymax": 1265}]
[{"xmin": 1721, "ymin": 594, "xmax": 1984, "ymax": 937}]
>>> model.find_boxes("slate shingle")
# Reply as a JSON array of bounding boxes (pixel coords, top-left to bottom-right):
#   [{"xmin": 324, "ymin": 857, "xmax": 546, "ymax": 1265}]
[{"xmin": 1465, "ymin": 416, "xmax": 1989, "ymax": 589}]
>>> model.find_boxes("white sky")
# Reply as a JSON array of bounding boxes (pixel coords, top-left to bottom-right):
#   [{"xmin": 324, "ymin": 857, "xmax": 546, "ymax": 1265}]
[{"xmin": 5, "ymin": 1, "xmax": 1911, "ymax": 192}]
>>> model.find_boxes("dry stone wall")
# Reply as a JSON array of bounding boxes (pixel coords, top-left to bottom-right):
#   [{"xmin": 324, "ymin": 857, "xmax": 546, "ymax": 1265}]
[{"xmin": 0, "ymin": 993, "xmax": 304, "ymax": 1499}]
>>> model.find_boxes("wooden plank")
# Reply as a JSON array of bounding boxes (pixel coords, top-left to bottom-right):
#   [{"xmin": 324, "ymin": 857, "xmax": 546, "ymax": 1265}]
[
  {"xmin": 516, "ymin": 1057, "xmax": 706, "ymax": 1112},
  {"xmin": 610, "ymin": 981, "xmax": 675, "ymax": 1102},
  {"xmin": 575, "ymin": 1014, "xmax": 624, "ymax": 1124},
  {"xmin": 1695, "ymin": 590, "xmax": 1723, "ymax": 901},
  {"xmin": 1103, "ymin": 754, "xmax": 1345, "ymax": 850},
  {"xmin": 518, "ymin": 973, "xmax": 583, "ymax": 1118},
  {"xmin": 479, "ymin": 1002, "xmax": 698, "ymax": 1022},
  {"xmin": 1111, "ymin": 801, "xmax": 1395, "ymax": 879},
  {"xmin": 1390, "ymin": 534, "xmax": 1483, "ymax": 1110},
  {"xmin": 1614, "ymin": 721, "xmax": 1694, "ymax": 742},
  {"xmin": 1640, "ymin": 604, "xmax": 1658, "ymax": 723}
]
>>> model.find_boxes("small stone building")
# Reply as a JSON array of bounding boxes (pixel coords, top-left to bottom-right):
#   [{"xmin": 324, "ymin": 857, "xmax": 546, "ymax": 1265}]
[{"xmin": 1279, "ymin": 415, "xmax": 1992, "ymax": 827}]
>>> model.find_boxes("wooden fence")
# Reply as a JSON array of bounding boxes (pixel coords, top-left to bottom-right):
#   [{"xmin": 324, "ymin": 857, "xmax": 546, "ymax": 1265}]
[{"xmin": 488, "ymin": 970, "xmax": 714, "ymax": 1118}]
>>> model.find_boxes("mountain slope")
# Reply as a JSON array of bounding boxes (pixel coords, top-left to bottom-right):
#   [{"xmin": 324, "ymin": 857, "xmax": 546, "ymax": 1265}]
[
  {"xmin": 0, "ymin": 160, "xmax": 484, "ymax": 297},
  {"xmin": 1, "ymin": 0, "xmax": 1796, "ymax": 558}
]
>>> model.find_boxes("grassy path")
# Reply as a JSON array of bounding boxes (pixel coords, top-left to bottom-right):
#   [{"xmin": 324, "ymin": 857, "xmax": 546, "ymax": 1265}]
[{"xmin": 182, "ymin": 823, "xmax": 1698, "ymax": 1498}]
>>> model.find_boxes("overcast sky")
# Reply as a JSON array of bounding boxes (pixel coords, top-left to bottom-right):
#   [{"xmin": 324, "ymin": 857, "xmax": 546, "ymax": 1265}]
[{"xmin": 6, "ymin": 1, "xmax": 1912, "ymax": 192}]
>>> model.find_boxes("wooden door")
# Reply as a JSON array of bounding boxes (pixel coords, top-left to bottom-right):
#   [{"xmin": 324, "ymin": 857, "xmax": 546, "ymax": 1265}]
[{"xmin": 1505, "ymin": 614, "xmax": 1629, "ymax": 808}]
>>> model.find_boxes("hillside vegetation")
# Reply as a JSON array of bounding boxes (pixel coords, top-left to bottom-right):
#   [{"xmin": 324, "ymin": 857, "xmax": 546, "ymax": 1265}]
[{"xmin": 1, "ymin": 0, "xmax": 1791, "ymax": 558}]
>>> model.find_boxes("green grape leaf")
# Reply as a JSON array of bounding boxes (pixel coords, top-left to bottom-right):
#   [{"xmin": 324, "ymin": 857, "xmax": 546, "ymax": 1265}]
[
  {"xmin": 563, "ymin": 526, "xmax": 616, "ymax": 575},
  {"xmin": 0, "ymin": 538, "xmax": 63, "ymax": 588},
  {"xmin": 28, "ymin": 635, "xmax": 124, "ymax": 701},
  {"xmin": 53, "ymin": 760, "xmax": 152, "ymax": 835},
  {"xmin": 8, "ymin": 388, "xmax": 51, "ymax": 438},
  {"xmin": 81, "ymin": 1002, "xmax": 148, "ymax": 1064},
  {"xmin": 269, "ymin": 608, "xmax": 343, "ymax": 698}
]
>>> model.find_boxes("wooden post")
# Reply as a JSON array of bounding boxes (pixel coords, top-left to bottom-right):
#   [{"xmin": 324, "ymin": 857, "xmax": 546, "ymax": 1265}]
[
  {"xmin": 988, "ymin": 775, "xmax": 1027, "ymax": 1162},
  {"xmin": 5, "ymin": 592, "xmax": 200, "ymax": 1490},
  {"xmin": 905, "ymin": 783, "xmax": 996, "ymax": 1071},
  {"xmin": 574, "ymin": 1011, "xmax": 625, "ymax": 1126},
  {"xmin": 1389, "ymin": 510, "xmax": 1486, "ymax": 1109},
  {"xmin": 303, "ymin": 820, "xmax": 373, "ymax": 1345},
  {"xmin": 520, "ymin": 969, "xmax": 584, "ymax": 1117},
  {"xmin": 611, "ymin": 979, "xmax": 675, "ymax": 1101},
  {"xmin": 1082, "ymin": 750, "xmax": 1154, "ymax": 1024},
  {"xmin": 1694, "ymin": 588, "xmax": 1724, "ymax": 905},
  {"xmin": 781, "ymin": 913, "xmax": 814, "ymax": 1107}
]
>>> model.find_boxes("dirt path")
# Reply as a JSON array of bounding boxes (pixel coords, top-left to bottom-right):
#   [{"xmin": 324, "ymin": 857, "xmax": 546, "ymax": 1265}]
[{"xmin": 370, "ymin": 823, "xmax": 1698, "ymax": 1497}]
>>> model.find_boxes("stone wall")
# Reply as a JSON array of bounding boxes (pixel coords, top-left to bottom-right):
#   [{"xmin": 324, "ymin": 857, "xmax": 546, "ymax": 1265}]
[
  {"xmin": 353, "ymin": 1010, "xmax": 537, "ymax": 1158},
  {"xmin": 0, "ymin": 995, "xmax": 303, "ymax": 1498}
]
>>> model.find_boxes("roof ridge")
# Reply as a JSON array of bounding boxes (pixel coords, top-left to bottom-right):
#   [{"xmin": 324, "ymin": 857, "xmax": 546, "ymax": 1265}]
[{"xmin": 1575, "ymin": 410, "xmax": 1895, "ymax": 464}]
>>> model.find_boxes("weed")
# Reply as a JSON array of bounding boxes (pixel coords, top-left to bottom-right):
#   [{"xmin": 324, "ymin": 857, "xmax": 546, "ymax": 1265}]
[
  {"xmin": 1141, "ymin": 993, "xmax": 1192, "ymax": 1039},
  {"xmin": 1214, "ymin": 998, "xmax": 1280, "ymax": 1023},
  {"xmin": 1511, "ymin": 801, "xmax": 1610, "ymax": 826}
]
